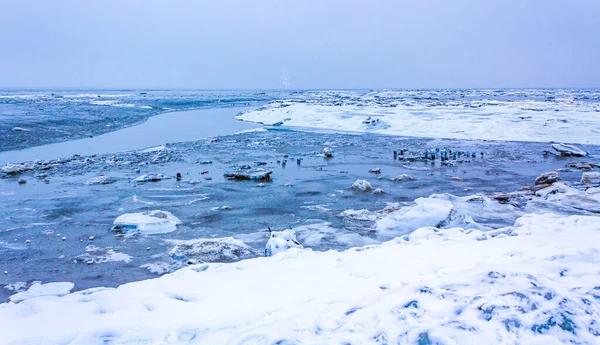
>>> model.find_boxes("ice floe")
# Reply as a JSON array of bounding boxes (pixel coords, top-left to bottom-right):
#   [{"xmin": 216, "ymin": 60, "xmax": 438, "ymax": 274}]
[
  {"xmin": 237, "ymin": 94, "xmax": 600, "ymax": 144},
  {"xmin": 112, "ymin": 210, "xmax": 181, "ymax": 235}
]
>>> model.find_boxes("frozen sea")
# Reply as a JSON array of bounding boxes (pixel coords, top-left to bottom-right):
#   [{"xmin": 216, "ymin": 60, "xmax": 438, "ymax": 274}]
[{"xmin": 1, "ymin": 89, "xmax": 600, "ymax": 344}]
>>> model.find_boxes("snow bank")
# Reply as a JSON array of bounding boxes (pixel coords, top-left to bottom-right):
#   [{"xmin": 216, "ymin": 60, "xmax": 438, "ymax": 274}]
[
  {"xmin": 112, "ymin": 210, "xmax": 182, "ymax": 234},
  {"xmin": 2, "ymin": 212, "xmax": 600, "ymax": 344},
  {"xmin": 237, "ymin": 100, "xmax": 600, "ymax": 144}
]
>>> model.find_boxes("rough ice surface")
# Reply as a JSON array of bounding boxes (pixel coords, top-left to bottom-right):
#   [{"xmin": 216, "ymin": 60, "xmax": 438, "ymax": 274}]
[
  {"xmin": 2, "ymin": 212, "xmax": 600, "ymax": 344},
  {"xmin": 112, "ymin": 210, "xmax": 182, "ymax": 235},
  {"xmin": 264, "ymin": 229, "xmax": 302, "ymax": 256},
  {"xmin": 237, "ymin": 92, "xmax": 600, "ymax": 144}
]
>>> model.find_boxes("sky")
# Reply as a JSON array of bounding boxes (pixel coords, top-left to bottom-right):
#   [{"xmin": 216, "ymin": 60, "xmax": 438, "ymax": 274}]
[{"xmin": 0, "ymin": 0, "xmax": 599, "ymax": 89}]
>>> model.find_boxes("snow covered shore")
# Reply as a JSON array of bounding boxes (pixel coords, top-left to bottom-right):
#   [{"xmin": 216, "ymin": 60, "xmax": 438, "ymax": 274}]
[
  {"xmin": 237, "ymin": 98, "xmax": 600, "ymax": 144},
  {"xmin": 2, "ymin": 209, "xmax": 600, "ymax": 344}
]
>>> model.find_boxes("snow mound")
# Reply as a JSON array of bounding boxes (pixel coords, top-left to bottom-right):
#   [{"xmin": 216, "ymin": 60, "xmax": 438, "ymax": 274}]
[
  {"xmin": 265, "ymin": 229, "xmax": 302, "ymax": 256},
  {"xmin": 2, "ymin": 213, "xmax": 600, "ymax": 343},
  {"xmin": 113, "ymin": 210, "xmax": 181, "ymax": 234}
]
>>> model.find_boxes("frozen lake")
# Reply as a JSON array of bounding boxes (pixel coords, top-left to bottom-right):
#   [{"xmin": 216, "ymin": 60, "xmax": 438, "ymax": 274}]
[{"xmin": 0, "ymin": 108, "xmax": 259, "ymax": 164}]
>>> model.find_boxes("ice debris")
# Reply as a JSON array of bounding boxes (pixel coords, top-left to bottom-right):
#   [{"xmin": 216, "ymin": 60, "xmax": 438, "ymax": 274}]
[
  {"xmin": 265, "ymin": 229, "xmax": 302, "ymax": 256},
  {"xmin": 323, "ymin": 147, "xmax": 334, "ymax": 157},
  {"xmin": 112, "ymin": 210, "xmax": 182, "ymax": 235}
]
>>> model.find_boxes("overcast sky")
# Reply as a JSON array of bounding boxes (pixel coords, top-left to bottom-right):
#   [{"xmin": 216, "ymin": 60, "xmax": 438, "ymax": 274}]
[{"xmin": 1, "ymin": 0, "xmax": 598, "ymax": 89}]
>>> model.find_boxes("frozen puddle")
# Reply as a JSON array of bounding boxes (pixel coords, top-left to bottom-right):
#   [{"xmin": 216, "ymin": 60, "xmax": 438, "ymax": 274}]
[{"xmin": 0, "ymin": 107, "xmax": 259, "ymax": 164}]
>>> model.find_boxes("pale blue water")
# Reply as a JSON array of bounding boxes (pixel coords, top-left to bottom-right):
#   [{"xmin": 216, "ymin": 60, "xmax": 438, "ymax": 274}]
[{"xmin": 0, "ymin": 108, "xmax": 259, "ymax": 164}]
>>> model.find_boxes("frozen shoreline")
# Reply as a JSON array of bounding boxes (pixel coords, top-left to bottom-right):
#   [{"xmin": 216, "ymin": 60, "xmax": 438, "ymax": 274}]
[
  {"xmin": 2, "ymin": 208, "xmax": 599, "ymax": 344},
  {"xmin": 2, "ymin": 89, "xmax": 600, "ymax": 344}
]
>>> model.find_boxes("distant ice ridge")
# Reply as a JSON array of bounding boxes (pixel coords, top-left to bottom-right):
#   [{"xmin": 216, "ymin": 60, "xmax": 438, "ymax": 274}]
[
  {"xmin": 237, "ymin": 91, "xmax": 600, "ymax": 144},
  {"xmin": 2, "ymin": 210, "xmax": 600, "ymax": 344}
]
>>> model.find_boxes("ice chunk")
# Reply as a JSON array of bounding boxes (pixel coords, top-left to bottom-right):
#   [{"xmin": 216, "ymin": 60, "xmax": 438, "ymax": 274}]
[
  {"xmin": 350, "ymin": 179, "xmax": 372, "ymax": 191},
  {"xmin": 376, "ymin": 197, "xmax": 453, "ymax": 236},
  {"xmin": 265, "ymin": 229, "xmax": 302, "ymax": 256},
  {"xmin": 10, "ymin": 282, "xmax": 74, "ymax": 303},
  {"xmin": 84, "ymin": 175, "xmax": 117, "ymax": 185},
  {"xmin": 168, "ymin": 237, "xmax": 255, "ymax": 264},
  {"xmin": 390, "ymin": 174, "xmax": 415, "ymax": 182},
  {"xmin": 224, "ymin": 169, "xmax": 272, "ymax": 181},
  {"xmin": 113, "ymin": 210, "xmax": 182, "ymax": 234},
  {"xmin": 134, "ymin": 174, "xmax": 165, "ymax": 182},
  {"xmin": 551, "ymin": 143, "xmax": 588, "ymax": 157},
  {"xmin": 323, "ymin": 147, "xmax": 334, "ymax": 157},
  {"xmin": 581, "ymin": 172, "xmax": 600, "ymax": 185},
  {"xmin": 534, "ymin": 171, "xmax": 559, "ymax": 185}
]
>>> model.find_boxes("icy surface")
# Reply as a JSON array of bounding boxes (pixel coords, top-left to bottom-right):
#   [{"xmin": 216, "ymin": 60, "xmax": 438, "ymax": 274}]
[
  {"xmin": 237, "ymin": 90, "xmax": 600, "ymax": 144},
  {"xmin": 2, "ymin": 212, "xmax": 600, "ymax": 343},
  {"xmin": 113, "ymin": 210, "xmax": 182, "ymax": 235}
]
